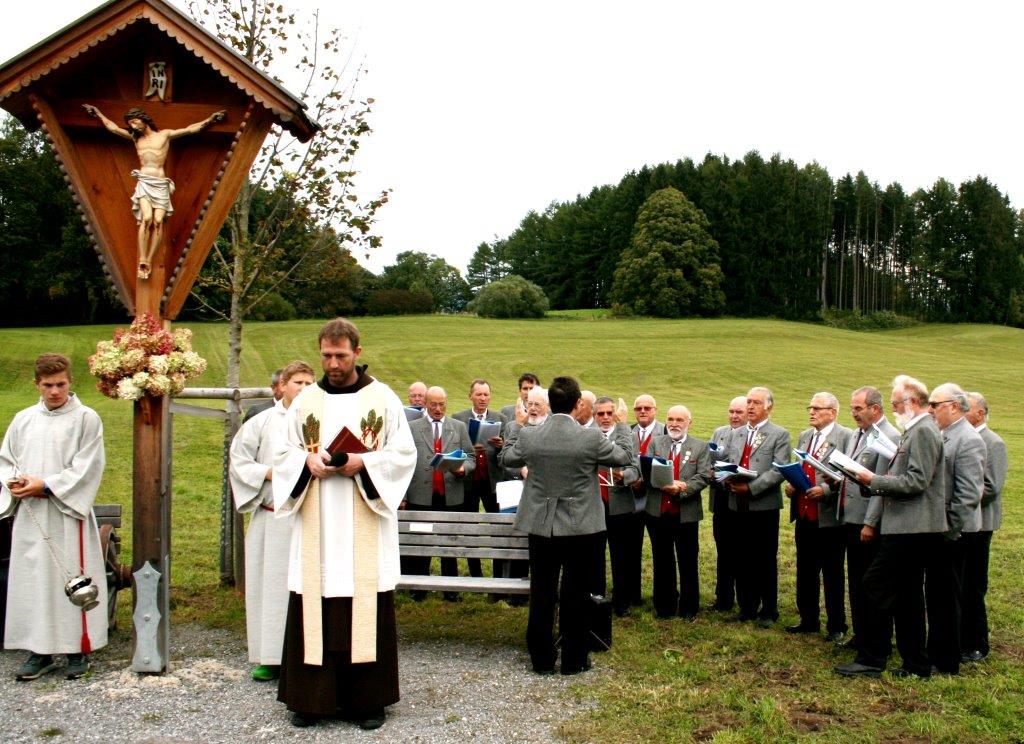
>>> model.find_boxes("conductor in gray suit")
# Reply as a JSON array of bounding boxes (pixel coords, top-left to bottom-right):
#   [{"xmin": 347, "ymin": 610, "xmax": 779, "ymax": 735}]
[
  {"xmin": 962, "ymin": 391, "xmax": 1008, "ymax": 661},
  {"xmin": 723, "ymin": 387, "xmax": 791, "ymax": 628},
  {"xmin": 841, "ymin": 386, "xmax": 900, "ymax": 650},
  {"xmin": 924, "ymin": 382, "xmax": 986, "ymax": 675},
  {"xmin": 785, "ymin": 392, "xmax": 852, "ymax": 642},
  {"xmin": 403, "ymin": 386, "xmax": 474, "ymax": 600},
  {"xmin": 836, "ymin": 375, "xmax": 946, "ymax": 678},
  {"xmin": 501, "ymin": 376, "xmax": 633, "ymax": 676}
]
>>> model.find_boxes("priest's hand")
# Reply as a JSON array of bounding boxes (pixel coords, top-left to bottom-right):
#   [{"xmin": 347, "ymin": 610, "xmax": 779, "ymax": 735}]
[
  {"xmin": 338, "ymin": 453, "xmax": 364, "ymax": 477},
  {"xmin": 307, "ymin": 451, "xmax": 339, "ymax": 479},
  {"xmin": 10, "ymin": 476, "xmax": 45, "ymax": 498}
]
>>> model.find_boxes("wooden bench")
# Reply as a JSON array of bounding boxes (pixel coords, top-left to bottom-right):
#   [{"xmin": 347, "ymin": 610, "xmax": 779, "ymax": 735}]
[{"xmin": 396, "ymin": 510, "xmax": 530, "ymax": 595}]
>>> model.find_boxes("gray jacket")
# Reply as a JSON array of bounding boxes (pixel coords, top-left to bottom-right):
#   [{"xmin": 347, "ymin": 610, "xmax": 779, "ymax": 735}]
[
  {"xmin": 597, "ymin": 428, "xmax": 641, "ymax": 516},
  {"xmin": 845, "ymin": 417, "xmax": 901, "ymax": 527},
  {"xmin": 724, "ymin": 420, "xmax": 791, "ymax": 512},
  {"xmin": 707, "ymin": 424, "xmax": 737, "ymax": 514},
  {"xmin": 644, "ymin": 434, "xmax": 711, "ymax": 523},
  {"xmin": 789, "ymin": 423, "xmax": 852, "ymax": 527},
  {"xmin": 978, "ymin": 425, "xmax": 1007, "ymax": 531},
  {"xmin": 501, "ymin": 415, "xmax": 633, "ymax": 537},
  {"xmin": 452, "ymin": 408, "xmax": 506, "ymax": 491},
  {"xmin": 868, "ymin": 415, "xmax": 947, "ymax": 535},
  {"xmin": 406, "ymin": 416, "xmax": 475, "ymax": 507},
  {"xmin": 940, "ymin": 416, "xmax": 986, "ymax": 538}
]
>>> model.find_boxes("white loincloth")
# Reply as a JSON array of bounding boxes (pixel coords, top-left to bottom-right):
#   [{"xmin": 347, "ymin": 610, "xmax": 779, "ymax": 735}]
[{"xmin": 131, "ymin": 170, "xmax": 175, "ymax": 220}]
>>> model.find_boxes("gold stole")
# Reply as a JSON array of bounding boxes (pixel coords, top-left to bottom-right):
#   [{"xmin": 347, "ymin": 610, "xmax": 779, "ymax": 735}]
[{"xmin": 297, "ymin": 384, "xmax": 385, "ymax": 666}]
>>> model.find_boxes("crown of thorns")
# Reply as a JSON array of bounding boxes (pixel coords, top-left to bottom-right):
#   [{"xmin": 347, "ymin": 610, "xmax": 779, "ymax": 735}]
[{"xmin": 123, "ymin": 108, "xmax": 156, "ymax": 127}]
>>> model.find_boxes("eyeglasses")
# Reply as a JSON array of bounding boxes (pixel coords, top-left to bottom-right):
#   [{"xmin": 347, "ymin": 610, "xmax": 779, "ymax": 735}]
[
  {"xmin": 633, "ymin": 406, "xmax": 654, "ymax": 411},
  {"xmin": 927, "ymin": 399, "xmax": 954, "ymax": 409},
  {"xmin": 890, "ymin": 397, "xmax": 909, "ymax": 407},
  {"xmin": 595, "ymin": 411, "xmax": 615, "ymax": 417},
  {"xmin": 806, "ymin": 406, "xmax": 835, "ymax": 412}
]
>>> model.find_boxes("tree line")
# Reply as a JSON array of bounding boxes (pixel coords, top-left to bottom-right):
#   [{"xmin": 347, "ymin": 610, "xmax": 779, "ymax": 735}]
[
  {"xmin": 0, "ymin": 120, "xmax": 471, "ymax": 326},
  {"xmin": 468, "ymin": 152, "xmax": 1024, "ymax": 325}
]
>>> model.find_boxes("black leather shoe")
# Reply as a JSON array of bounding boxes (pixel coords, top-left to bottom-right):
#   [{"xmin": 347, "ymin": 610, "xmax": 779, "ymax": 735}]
[
  {"xmin": 291, "ymin": 712, "xmax": 319, "ymax": 728},
  {"xmin": 358, "ymin": 710, "xmax": 386, "ymax": 730},
  {"xmin": 826, "ymin": 631, "xmax": 846, "ymax": 645},
  {"xmin": 834, "ymin": 661, "xmax": 883, "ymax": 677},
  {"xmin": 890, "ymin": 666, "xmax": 930, "ymax": 679},
  {"xmin": 961, "ymin": 649, "xmax": 986, "ymax": 663},
  {"xmin": 786, "ymin": 624, "xmax": 819, "ymax": 634},
  {"xmin": 561, "ymin": 660, "xmax": 592, "ymax": 676},
  {"xmin": 840, "ymin": 635, "xmax": 859, "ymax": 650}
]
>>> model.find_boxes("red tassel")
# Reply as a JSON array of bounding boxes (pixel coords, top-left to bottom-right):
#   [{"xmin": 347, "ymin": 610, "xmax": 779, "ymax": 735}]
[{"xmin": 78, "ymin": 520, "xmax": 92, "ymax": 655}]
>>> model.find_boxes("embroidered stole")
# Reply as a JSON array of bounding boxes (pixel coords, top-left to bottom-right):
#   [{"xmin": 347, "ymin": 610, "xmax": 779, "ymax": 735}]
[{"xmin": 297, "ymin": 383, "xmax": 386, "ymax": 665}]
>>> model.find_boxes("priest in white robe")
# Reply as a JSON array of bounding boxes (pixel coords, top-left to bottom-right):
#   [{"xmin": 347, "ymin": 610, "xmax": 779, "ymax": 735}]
[
  {"xmin": 229, "ymin": 360, "xmax": 315, "ymax": 681},
  {"xmin": 0, "ymin": 353, "xmax": 106, "ymax": 681},
  {"xmin": 273, "ymin": 319, "xmax": 415, "ymax": 731}
]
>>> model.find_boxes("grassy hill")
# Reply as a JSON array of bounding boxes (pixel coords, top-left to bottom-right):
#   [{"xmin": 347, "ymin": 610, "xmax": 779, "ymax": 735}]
[{"xmin": 1, "ymin": 315, "xmax": 1022, "ymax": 741}]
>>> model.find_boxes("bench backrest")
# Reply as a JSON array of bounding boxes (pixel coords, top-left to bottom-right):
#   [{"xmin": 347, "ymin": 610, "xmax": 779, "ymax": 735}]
[
  {"xmin": 94, "ymin": 503, "xmax": 122, "ymax": 529},
  {"xmin": 398, "ymin": 510, "xmax": 528, "ymax": 561}
]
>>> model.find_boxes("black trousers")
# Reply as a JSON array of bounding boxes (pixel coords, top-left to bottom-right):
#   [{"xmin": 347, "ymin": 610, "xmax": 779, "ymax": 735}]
[
  {"xmin": 527, "ymin": 532, "xmax": 603, "ymax": 674},
  {"xmin": 858, "ymin": 533, "xmax": 936, "ymax": 675},
  {"xmin": 734, "ymin": 509, "xmax": 779, "ymax": 621},
  {"xmin": 278, "ymin": 592, "xmax": 399, "ymax": 717},
  {"xmin": 925, "ymin": 534, "xmax": 966, "ymax": 674},
  {"xmin": 794, "ymin": 520, "xmax": 847, "ymax": 633},
  {"xmin": 645, "ymin": 514, "xmax": 699, "ymax": 618},
  {"xmin": 845, "ymin": 522, "xmax": 882, "ymax": 642},
  {"xmin": 607, "ymin": 509, "xmax": 644, "ymax": 614},
  {"xmin": 711, "ymin": 493, "xmax": 737, "ymax": 610},
  {"xmin": 960, "ymin": 530, "xmax": 993, "ymax": 655},
  {"xmin": 402, "ymin": 492, "xmax": 459, "ymax": 587}
]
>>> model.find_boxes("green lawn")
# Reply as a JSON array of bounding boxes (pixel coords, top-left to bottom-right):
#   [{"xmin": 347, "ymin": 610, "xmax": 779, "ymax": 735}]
[{"xmin": 1, "ymin": 315, "xmax": 1022, "ymax": 742}]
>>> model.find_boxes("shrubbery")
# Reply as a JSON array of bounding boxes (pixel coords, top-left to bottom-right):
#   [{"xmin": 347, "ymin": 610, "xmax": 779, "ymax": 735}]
[
  {"xmin": 468, "ymin": 275, "xmax": 549, "ymax": 318},
  {"xmin": 819, "ymin": 309, "xmax": 919, "ymax": 330}
]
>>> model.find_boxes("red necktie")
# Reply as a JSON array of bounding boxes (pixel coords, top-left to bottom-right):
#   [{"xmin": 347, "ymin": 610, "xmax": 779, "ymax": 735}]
[
  {"xmin": 432, "ymin": 422, "xmax": 445, "ymax": 495},
  {"xmin": 798, "ymin": 433, "xmax": 820, "ymax": 521},
  {"xmin": 660, "ymin": 443, "xmax": 682, "ymax": 516},
  {"xmin": 599, "ymin": 467, "xmax": 609, "ymax": 503},
  {"xmin": 638, "ymin": 429, "xmax": 652, "ymax": 455}
]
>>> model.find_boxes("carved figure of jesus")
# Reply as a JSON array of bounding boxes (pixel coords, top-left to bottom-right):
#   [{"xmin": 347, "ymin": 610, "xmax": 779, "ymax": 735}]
[{"xmin": 82, "ymin": 104, "xmax": 225, "ymax": 279}]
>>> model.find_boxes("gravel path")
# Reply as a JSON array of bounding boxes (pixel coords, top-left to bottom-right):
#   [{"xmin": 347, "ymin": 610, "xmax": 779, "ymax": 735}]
[{"xmin": 0, "ymin": 624, "xmax": 593, "ymax": 742}]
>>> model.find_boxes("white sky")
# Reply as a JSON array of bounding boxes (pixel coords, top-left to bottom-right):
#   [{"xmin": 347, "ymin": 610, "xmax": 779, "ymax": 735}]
[{"xmin": 2, "ymin": 1, "xmax": 1021, "ymax": 276}]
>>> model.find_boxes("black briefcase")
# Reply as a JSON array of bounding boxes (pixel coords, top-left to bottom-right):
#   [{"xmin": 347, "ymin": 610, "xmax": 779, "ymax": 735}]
[{"xmin": 588, "ymin": 593, "xmax": 613, "ymax": 652}]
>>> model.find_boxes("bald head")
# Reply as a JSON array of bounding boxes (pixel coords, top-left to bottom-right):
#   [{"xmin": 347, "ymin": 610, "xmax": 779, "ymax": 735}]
[
  {"xmin": 665, "ymin": 405, "xmax": 692, "ymax": 439},
  {"xmin": 408, "ymin": 381, "xmax": 427, "ymax": 408},
  {"xmin": 574, "ymin": 389, "xmax": 596, "ymax": 425},
  {"xmin": 425, "ymin": 385, "xmax": 447, "ymax": 421},
  {"xmin": 633, "ymin": 394, "xmax": 657, "ymax": 427},
  {"xmin": 728, "ymin": 396, "xmax": 747, "ymax": 428}
]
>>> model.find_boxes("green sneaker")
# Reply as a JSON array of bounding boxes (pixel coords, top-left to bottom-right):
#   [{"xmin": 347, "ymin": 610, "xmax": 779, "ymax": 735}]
[
  {"xmin": 15, "ymin": 653, "xmax": 57, "ymax": 681},
  {"xmin": 65, "ymin": 654, "xmax": 90, "ymax": 680},
  {"xmin": 251, "ymin": 664, "xmax": 279, "ymax": 681}
]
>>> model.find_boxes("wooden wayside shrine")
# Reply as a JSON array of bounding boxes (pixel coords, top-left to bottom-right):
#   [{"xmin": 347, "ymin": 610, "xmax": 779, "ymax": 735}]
[{"xmin": 0, "ymin": 0, "xmax": 317, "ymax": 672}]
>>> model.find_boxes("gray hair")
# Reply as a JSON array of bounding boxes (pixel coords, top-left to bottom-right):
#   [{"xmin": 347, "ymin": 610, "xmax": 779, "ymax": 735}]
[
  {"xmin": 748, "ymin": 386, "xmax": 774, "ymax": 407},
  {"xmin": 968, "ymin": 391, "xmax": 989, "ymax": 417},
  {"xmin": 853, "ymin": 386, "xmax": 883, "ymax": 409},
  {"xmin": 893, "ymin": 374, "xmax": 928, "ymax": 405},
  {"xmin": 933, "ymin": 382, "xmax": 969, "ymax": 413},
  {"xmin": 528, "ymin": 387, "xmax": 549, "ymax": 405},
  {"xmin": 595, "ymin": 396, "xmax": 615, "ymax": 407},
  {"xmin": 811, "ymin": 392, "xmax": 839, "ymax": 410}
]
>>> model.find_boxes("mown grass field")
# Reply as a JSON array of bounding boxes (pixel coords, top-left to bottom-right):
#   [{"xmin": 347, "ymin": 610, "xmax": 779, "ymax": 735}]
[{"xmin": 1, "ymin": 315, "xmax": 1022, "ymax": 742}]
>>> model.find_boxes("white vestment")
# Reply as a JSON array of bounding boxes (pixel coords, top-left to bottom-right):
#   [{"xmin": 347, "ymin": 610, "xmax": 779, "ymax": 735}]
[
  {"xmin": 273, "ymin": 379, "xmax": 415, "ymax": 597},
  {"xmin": 130, "ymin": 169, "xmax": 175, "ymax": 220},
  {"xmin": 229, "ymin": 399, "xmax": 292, "ymax": 665},
  {"xmin": 0, "ymin": 394, "xmax": 108, "ymax": 654}
]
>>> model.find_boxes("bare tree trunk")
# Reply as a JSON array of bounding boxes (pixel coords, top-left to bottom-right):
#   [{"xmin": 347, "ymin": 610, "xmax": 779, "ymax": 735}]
[
  {"xmin": 852, "ymin": 197, "xmax": 861, "ymax": 313},
  {"xmin": 838, "ymin": 213, "xmax": 846, "ymax": 311}
]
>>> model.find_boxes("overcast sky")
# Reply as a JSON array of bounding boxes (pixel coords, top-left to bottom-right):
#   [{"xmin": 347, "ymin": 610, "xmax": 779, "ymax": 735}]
[{"xmin": 2, "ymin": 1, "xmax": 1021, "ymax": 275}]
